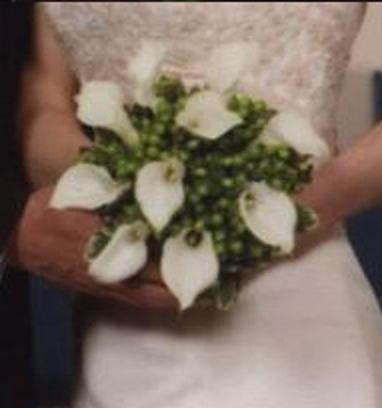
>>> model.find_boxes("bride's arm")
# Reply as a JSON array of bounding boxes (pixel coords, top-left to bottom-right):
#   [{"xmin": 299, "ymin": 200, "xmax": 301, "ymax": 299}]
[
  {"xmin": 12, "ymin": 8, "xmax": 176, "ymax": 309},
  {"xmin": 20, "ymin": 9, "xmax": 89, "ymax": 189},
  {"xmin": 298, "ymin": 122, "xmax": 382, "ymax": 238}
]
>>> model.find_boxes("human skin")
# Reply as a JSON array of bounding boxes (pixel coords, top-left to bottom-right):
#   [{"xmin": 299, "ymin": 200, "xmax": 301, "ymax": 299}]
[
  {"xmin": 11, "ymin": 9, "xmax": 176, "ymax": 309},
  {"xmin": 11, "ymin": 8, "xmax": 382, "ymax": 309}
]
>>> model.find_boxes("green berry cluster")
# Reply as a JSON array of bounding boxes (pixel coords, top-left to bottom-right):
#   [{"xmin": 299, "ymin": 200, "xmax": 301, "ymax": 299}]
[{"xmin": 80, "ymin": 75, "xmax": 317, "ymax": 307}]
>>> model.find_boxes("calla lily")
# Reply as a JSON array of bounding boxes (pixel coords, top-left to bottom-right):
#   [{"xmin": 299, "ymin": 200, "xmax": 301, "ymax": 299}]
[
  {"xmin": 239, "ymin": 181, "xmax": 297, "ymax": 254},
  {"xmin": 176, "ymin": 90, "xmax": 242, "ymax": 140},
  {"xmin": 50, "ymin": 163, "xmax": 129, "ymax": 210},
  {"xmin": 161, "ymin": 230, "xmax": 219, "ymax": 310},
  {"xmin": 88, "ymin": 223, "xmax": 148, "ymax": 284},
  {"xmin": 128, "ymin": 40, "xmax": 167, "ymax": 106},
  {"xmin": 259, "ymin": 111, "xmax": 330, "ymax": 164},
  {"xmin": 202, "ymin": 42, "xmax": 259, "ymax": 93},
  {"xmin": 135, "ymin": 158, "xmax": 185, "ymax": 231},
  {"xmin": 76, "ymin": 81, "xmax": 139, "ymax": 147}
]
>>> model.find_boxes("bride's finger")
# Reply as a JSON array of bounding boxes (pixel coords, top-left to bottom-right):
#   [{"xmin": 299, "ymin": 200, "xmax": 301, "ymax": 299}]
[
  {"xmin": 107, "ymin": 281, "xmax": 178, "ymax": 309},
  {"xmin": 137, "ymin": 260, "xmax": 163, "ymax": 285}
]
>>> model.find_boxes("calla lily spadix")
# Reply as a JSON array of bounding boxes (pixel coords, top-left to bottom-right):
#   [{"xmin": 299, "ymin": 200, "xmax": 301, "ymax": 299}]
[
  {"xmin": 76, "ymin": 81, "xmax": 139, "ymax": 147},
  {"xmin": 202, "ymin": 41, "xmax": 259, "ymax": 93},
  {"xmin": 239, "ymin": 181, "xmax": 297, "ymax": 254},
  {"xmin": 135, "ymin": 158, "xmax": 185, "ymax": 232},
  {"xmin": 176, "ymin": 90, "xmax": 242, "ymax": 140},
  {"xmin": 50, "ymin": 163, "xmax": 129, "ymax": 210},
  {"xmin": 127, "ymin": 40, "xmax": 167, "ymax": 106},
  {"xmin": 259, "ymin": 111, "xmax": 330, "ymax": 165},
  {"xmin": 89, "ymin": 223, "xmax": 148, "ymax": 284},
  {"xmin": 161, "ymin": 230, "xmax": 219, "ymax": 310}
]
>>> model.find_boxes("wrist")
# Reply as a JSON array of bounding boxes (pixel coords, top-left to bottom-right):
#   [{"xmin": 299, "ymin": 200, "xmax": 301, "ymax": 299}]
[{"xmin": 296, "ymin": 158, "xmax": 344, "ymax": 232}]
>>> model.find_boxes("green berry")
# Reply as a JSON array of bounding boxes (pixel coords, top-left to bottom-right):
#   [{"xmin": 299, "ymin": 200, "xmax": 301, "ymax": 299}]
[
  {"xmin": 235, "ymin": 173, "xmax": 248, "ymax": 186},
  {"xmin": 264, "ymin": 144, "xmax": 277, "ymax": 156},
  {"xmin": 221, "ymin": 157, "xmax": 234, "ymax": 167},
  {"xmin": 222, "ymin": 178, "xmax": 235, "ymax": 188},
  {"xmin": 250, "ymin": 144, "xmax": 264, "ymax": 159},
  {"xmin": 277, "ymin": 148, "xmax": 292, "ymax": 161},
  {"xmin": 153, "ymin": 123, "xmax": 166, "ymax": 135},
  {"xmin": 147, "ymin": 133, "xmax": 161, "ymax": 146},
  {"xmin": 124, "ymin": 205, "xmax": 140, "ymax": 220},
  {"xmin": 193, "ymin": 167, "xmax": 208, "ymax": 177},
  {"xmin": 210, "ymin": 213, "xmax": 224, "ymax": 227},
  {"xmin": 194, "ymin": 203, "xmax": 205, "ymax": 214},
  {"xmin": 178, "ymin": 151, "xmax": 189, "ymax": 161},
  {"xmin": 230, "ymin": 241, "xmax": 244, "ymax": 255},
  {"xmin": 218, "ymin": 198, "xmax": 230, "ymax": 210},
  {"xmin": 193, "ymin": 219, "xmax": 205, "ymax": 232},
  {"xmin": 232, "ymin": 155, "xmax": 245, "ymax": 166},
  {"xmin": 196, "ymin": 183, "xmax": 209, "ymax": 197},
  {"xmin": 270, "ymin": 178, "xmax": 283, "ymax": 190},
  {"xmin": 214, "ymin": 230, "xmax": 226, "ymax": 242},
  {"xmin": 189, "ymin": 194, "xmax": 200, "ymax": 205},
  {"xmin": 253, "ymin": 101, "xmax": 267, "ymax": 111},
  {"xmin": 146, "ymin": 146, "xmax": 160, "ymax": 159},
  {"xmin": 251, "ymin": 244, "xmax": 264, "ymax": 259},
  {"xmin": 187, "ymin": 139, "xmax": 199, "ymax": 150},
  {"xmin": 159, "ymin": 151, "xmax": 170, "ymax": 161},
  {"xmin": 215, "ymin": 242, "xmax": 226, "ymax": 256},
  {"xmin": 255, "ymin": 117, "xmax": 268, "ymax": 128},
  {"xmin": 259, "ymin": 160, "xmax": 271, "ymax": 173},
  {"xmin": 154, "ymin": 75, "xmax": 186, "ymax": 101},
  {"xmin": 236, "ymin": 221, "xmax": 247, "ymax": 234},
  {"xmin": 246, "ymin": 162, "xmax": 255, "ymax": 172}
]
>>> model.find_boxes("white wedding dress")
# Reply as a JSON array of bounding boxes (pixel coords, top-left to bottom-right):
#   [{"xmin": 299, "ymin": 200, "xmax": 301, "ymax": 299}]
[{"xmin": 43, "ymin": 3, "xmax": 382, "ymax": 407}]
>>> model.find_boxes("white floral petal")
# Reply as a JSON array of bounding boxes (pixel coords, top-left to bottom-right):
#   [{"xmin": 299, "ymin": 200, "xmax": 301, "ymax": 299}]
[
  {"xmin": 161, "ymin": 230, "xmax": 219, "ymax": 310},
  {"xmin": 76, "ymin": 81, "xmax": 138, "ymax": 146},
  {"xmin": 133, "ymin": 85, "xmax": 156, "ymax": 108},
  {"xmin": 76, "ymin": 81, "xmax": 122, "ymax": 127},
  {"xmin": 113, "ymin": 108, "xmax": 140, "ymax": 146},
  {"xmin": 89, "ymin": 224, "xmax": 148, "ymax": 284},
  {"xmin": 176, "ymin": 90, "xmax": 242, "ymax": 140},
  {"xmin": 260, "ymin": 111, "xmax": 330, "ymax": 164},
  {"xmin": 50, "ymin": 163, "xmax": 129, "ymax": 210},
  {"xmin": 203, "ymin": 42, "xmax": 259, "ymax": 92},
  {"xmin": 128, "ymin": 40, "xmax": 167, "ymax": 107},
  {"xmin": 135, "ymin": 159, "xmax": 185, "ymax": 231},
  {"xmin": 128, "ymin": 40, "xmax": 167, "ymax": 84},
  {"xmin": 239, "ymin": 182, "xmax": 297, "ymax": 253}
]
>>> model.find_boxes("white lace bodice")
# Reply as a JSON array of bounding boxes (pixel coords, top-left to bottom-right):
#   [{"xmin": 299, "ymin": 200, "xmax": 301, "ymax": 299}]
[{"xmin": 43, "ymin": 2, "xmax": 365, "ymax": 147}]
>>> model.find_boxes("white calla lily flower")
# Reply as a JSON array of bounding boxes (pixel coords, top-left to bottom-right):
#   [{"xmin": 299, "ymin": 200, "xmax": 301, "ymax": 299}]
[
  {"xmin": 50, "ymin": 163, "xmax": 129, "ymax": 210},
  {"xmin": 135, "ymin": 158, "xmax": 185, "ymax": 231},
  {"xmin": 239, "ymin": 182, "xmax": 297, "ymax": 254},
  {"xmin": 259, "ymin": 111, "xmax": 330, "ymax": 164},
  {"xmin": 128, "ymin": 40, "xmax": 167, "ymax": 106},
  {"xmin": 161, "ymin": 230, "xmax": 219, "ymax": 310},
  {"xmin": 76, "ymin": 81, "xmax": 139, "ymax": 147},
  {"xmin": 203, "ymin": 42, "xmax": 259, "ymax": 93},
  {"xmin": 176, "ymin": 90, "xmax": 242, "ymax": 140},
  {"xmin": 89, "ymin": 223, "xmax": 148, "ymax": 284}
]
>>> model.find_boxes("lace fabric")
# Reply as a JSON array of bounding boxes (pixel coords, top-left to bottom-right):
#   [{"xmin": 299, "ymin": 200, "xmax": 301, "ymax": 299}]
[{"xmin": 43, "ymin": 2, "xmax": 365, "ymax": 148}]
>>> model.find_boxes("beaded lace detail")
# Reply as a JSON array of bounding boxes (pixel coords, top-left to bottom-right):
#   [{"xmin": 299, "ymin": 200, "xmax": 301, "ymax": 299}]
[{"xmin": 43, "ymin": 2, "xmax": 364, "ymax": 147}]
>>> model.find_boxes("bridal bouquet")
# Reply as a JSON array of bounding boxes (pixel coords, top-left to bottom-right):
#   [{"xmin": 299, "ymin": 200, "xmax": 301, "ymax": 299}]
[{"xmin": 51, "ymin": 42, "xmax": 329, "ymax": 310}]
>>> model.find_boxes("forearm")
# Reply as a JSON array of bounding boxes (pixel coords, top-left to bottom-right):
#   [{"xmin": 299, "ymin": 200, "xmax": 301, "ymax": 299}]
[
  {"xmin": 299, "ymin": 122, "xmax": 382, "ymax": 230},
  {"xmin": 21, "ymin": 107, "xmax": 89, "ymax": 189},
  {"xmin": 19, "ymin": 7, "xmax": 89, "ymax": 190}
]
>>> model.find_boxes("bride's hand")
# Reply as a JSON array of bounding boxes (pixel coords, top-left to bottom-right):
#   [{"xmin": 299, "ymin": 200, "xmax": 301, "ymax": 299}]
[
  {"xmin": 294, "ymin": 162, "xmax": 343, "ymax": 256},
  {"xmin": 9, "ymin": 186, "xmax": 177, "ymax": 309}
]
